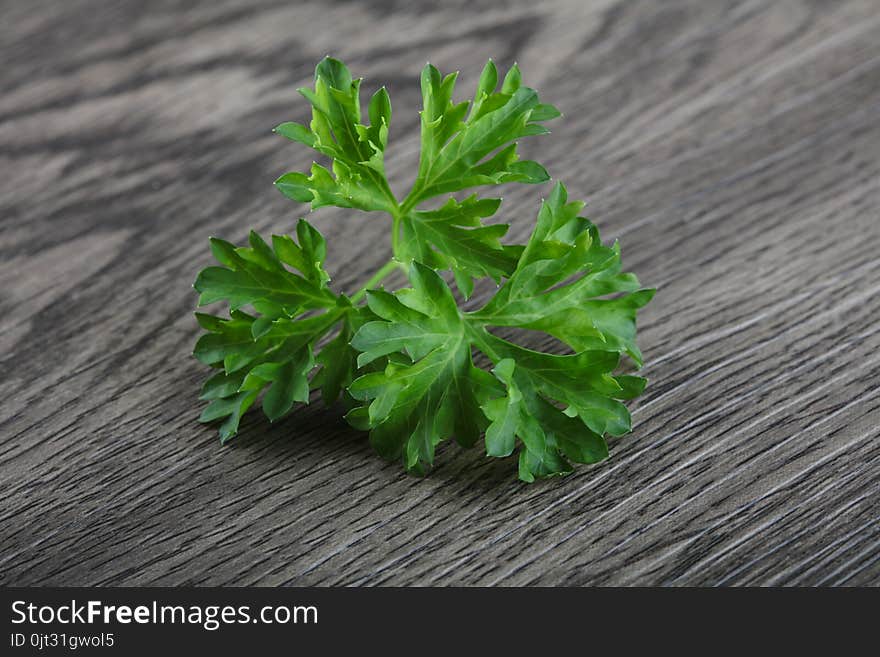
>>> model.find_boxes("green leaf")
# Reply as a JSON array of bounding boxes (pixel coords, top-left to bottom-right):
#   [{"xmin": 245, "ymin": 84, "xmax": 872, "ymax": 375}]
[
  {"xmin": 347, "ymin": 256, "xmax": 641, "ymax": 480},
  {"xmin": 273, "ymin": 121, "xmax": 316, "ymax": 147},
  {"xmin": 271, "ymin": 219, "xmax": 330, "ymax": 287},
  {"xmin": 345, "ymin": 178, "xmax": 651, "ymax": 480},
  {"xmin": 275, "ymin": 161, "xmax": 396, "ymax": 213},
  {"xmin": 477, "ymin": 339, "xmax": 614, "ymax": 481},
  {"xmin": 407, "ymin": 61, "xmax": 555, "ymax": 205},
  {"xmin": 240, "ymin": 347, "xmax": 314, "ymax": 422},
  {"xmin": 193, "ymin": 221, "xmax": 354, "ymax": 441},
  {"xmin": 312, "ymin": 310, "xmax": 370, "ymax": 405},
  {"xmin": 349, "ymin": 263, "xmax": 489, "ymax": 472},
  {"xmin": 194, "ymin": 230, "xmax": 336, "ymax": 314},
  {"xmin": 199, "ymin": 390, "xmax": 259, "ymax": 444},
  {"xmin": 274, "ymin": 57, "xmax": 397, "ymax": 214},
  {"xmin": 195, "ymin": 58, "xmax": 652, "ymax": 483},
  {"xmin": 273, "ymin": 58, "xmax": 559, "ymax": 297},
  {"xmin": 472, "ymin": 181, "xmax": 655, "ymax": 365},
  {"xmin": 481, "ymin": 345, "xmax": 613, "ymax": 480},
  {"xmin": 398, "ymin": 195, "xmax": 522, "ymax": 298}
]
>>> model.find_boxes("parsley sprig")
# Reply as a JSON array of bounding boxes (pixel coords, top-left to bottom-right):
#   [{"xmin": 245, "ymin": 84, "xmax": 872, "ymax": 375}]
[{"xmin": 193, "ymin": 57, "xmax": 653, "ymax": 481}]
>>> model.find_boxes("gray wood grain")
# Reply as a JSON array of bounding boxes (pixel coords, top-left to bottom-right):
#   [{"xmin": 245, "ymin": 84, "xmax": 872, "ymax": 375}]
[{"xmin": 1, "ymin": 0, "xmax": 878, "ymax": 586}]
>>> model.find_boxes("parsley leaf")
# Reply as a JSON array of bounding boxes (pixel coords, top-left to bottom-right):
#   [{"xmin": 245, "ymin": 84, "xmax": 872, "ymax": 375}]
[
  {"xmin": 347, "ymin": 183, "xmax": 652, "ymax": 480},
  {"xmin": 193, "ymin": 58, "xmax": 652, "ymax": 482},
  {"xmin": 272, "ymin": 57, "xmax": 558, "ymax": 288},
  {"xmin": 397, "ymin": 195, "xmax": 523, "ymax": 299},
  {"xmin": 402, "ymin": 60, "xmax": 556, "ymax": 208},
  {"xmin": 347, "ymin": 262, "xmax": 494, "ymax": 471},
  {"xmin": 193, "ymin": 220, "xmax": 362, "ymax": 440},
  {"xmin": 274, "ymin": 58, "xmax": 397, "ymax": 214}
]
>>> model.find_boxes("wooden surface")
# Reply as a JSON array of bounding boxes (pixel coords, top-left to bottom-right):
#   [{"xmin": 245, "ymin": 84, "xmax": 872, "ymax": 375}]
[{"xmin": 1, "ymin": 0, "xmax": 879, "ymax": 587}]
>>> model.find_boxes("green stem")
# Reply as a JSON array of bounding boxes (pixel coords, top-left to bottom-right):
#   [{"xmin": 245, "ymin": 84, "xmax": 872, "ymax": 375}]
[
  {"xmin": 391, "ymin": 213, "xmax": 402, "ymax": 257},
  {"xmin": 399, "ymin": 185, "xmax": 422, "ymax": 216},
  {"xmin": 350, "ymin": 259, "xmax": 402, "ymax": 303}
]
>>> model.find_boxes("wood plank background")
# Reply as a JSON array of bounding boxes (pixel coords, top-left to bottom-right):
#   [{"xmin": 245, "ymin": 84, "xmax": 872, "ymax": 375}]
[{"xmin": 1, "ymin": 0, "xmax": 878, "ymax": 586}]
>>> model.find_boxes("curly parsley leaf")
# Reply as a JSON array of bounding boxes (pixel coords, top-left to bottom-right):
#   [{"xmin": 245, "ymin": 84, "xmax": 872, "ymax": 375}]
[
  {"xmin": 347, "ymin": 262, "xmax": 496, "ymax": 471},
  {"xmin": 397, "ymin": 195, "xmax": 523, "ymax": 299},
  {"xmin": 274, "ymin": 58, "xmax": 397, "ymax": 214},
  {"xmin": 471, "ymin": 182, "xmax": 655, "ymax": 366},
  {"xmin": 193, "ymin": 220, "xmax": 360, "ymax": 441},
  {"xmin": 272, "ymin": 57, "xmax": 557, "ymax": 294},
  {"xmin": 403, "ymin": 60, "xmax": 557, "ymax": 208},
  {"xmin": 344, "ymin": 182, "xmax": 652, "ymax": 480},
  {"xmin": 194, "ymin": 58, "xmax": 652, "ymax": 482}
]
